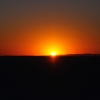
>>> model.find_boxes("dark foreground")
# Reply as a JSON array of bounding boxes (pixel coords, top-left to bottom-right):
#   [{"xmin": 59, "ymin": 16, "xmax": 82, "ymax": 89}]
[{"xmin": 0, "ymin": 55, "xmax": 100, "ymax": 100}]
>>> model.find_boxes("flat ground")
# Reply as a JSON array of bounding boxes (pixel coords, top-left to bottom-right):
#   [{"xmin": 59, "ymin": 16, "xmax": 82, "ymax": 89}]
[{"xmin": 0, "ymin": 55, "xmax": 100, "ymax": 99}]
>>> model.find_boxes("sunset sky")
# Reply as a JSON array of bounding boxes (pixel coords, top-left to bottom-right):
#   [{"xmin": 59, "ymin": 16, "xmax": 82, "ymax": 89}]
[{"xmin": 0, "ymin": 0, "xmax": 100, "ymax": 55}]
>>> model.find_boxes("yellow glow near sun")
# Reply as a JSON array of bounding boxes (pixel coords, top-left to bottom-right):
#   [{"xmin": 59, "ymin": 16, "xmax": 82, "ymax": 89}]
[{"xmin": 51, "ymin": 52, "xmax": 56, "ymax": 56}]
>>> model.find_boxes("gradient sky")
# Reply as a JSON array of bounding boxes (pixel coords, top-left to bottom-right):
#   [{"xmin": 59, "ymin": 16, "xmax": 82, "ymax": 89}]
[{"xmin": 0, "ymin": 0, "xmax": 100, "ymax": 55}]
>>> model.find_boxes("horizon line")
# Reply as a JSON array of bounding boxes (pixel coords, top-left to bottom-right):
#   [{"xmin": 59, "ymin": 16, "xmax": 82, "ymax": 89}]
[{"xmin": 0, "ymin": 54, "xmax": 100, "ymax": 57}]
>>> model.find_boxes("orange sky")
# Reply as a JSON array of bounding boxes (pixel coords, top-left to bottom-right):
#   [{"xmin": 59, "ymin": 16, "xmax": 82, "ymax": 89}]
[
  {"xmin": 0, "ymin": 0, "xmax": 100, "ymax": 55},
  {"xmin": 1, "ymin": 21, "xmax": 100, "ymax": 55}
]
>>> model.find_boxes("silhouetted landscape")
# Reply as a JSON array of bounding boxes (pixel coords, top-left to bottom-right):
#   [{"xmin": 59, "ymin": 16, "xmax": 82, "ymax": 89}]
[{"xmin": 1, "ymin": 54, "xmax": 100, "ymax": 99}]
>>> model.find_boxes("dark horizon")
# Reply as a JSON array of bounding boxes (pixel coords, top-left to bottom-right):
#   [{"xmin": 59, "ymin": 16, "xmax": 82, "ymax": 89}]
[
  {"xmin": 1, "ymin": 53, "xmax": 100, "ymax": 57},
  {"xmin": 1, "ymin": 54, "xmax": 100, "ymax": 99}
]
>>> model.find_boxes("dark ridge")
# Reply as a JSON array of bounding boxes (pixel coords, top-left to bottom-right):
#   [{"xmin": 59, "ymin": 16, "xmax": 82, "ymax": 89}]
[{"xmin": 0, "ymin": 55, "xmax": 100, "ymax": 99}]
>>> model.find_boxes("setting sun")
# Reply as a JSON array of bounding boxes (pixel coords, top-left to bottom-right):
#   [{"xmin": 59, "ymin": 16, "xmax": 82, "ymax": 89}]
[{"xmin": 51, "ymin": 52, "xmax": 56, "ymax": 56}]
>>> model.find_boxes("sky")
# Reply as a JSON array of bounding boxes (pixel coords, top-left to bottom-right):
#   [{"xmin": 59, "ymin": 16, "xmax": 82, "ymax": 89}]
[{"xmin": 0, "ymin": 0, "xmax": 100, "ymax": 55}]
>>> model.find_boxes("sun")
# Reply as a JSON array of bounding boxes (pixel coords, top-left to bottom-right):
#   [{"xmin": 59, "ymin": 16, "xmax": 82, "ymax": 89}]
[{"xmin": 51, "ymin": 52, "xmax": 56, "ymax": 56}]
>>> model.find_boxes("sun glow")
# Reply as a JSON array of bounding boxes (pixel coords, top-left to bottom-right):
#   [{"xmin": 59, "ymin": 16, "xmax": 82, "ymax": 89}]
[{"xmin": 51, "ymin": 52, "xmax": 56, "ymax": 56}]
